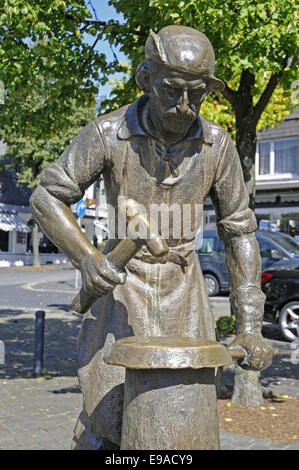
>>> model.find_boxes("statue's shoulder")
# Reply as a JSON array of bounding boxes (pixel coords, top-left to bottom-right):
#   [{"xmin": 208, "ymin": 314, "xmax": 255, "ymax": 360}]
[
  {"xmin": 199, "ymin": 115, "xmax": 231, "ymax": 146},
  {"xmin": 93, "ymin": 104, "xmax": 131, "ymax": 136}
]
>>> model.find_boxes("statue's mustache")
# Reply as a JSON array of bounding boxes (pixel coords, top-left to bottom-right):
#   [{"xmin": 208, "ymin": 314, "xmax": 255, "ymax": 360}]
[{"xmin": 164, "ymin": 106, "xmax": 197, "ymax": 120}]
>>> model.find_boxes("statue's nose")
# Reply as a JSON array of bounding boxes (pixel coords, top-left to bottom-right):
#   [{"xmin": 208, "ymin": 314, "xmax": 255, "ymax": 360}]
[{"xmin": 176, "ymin": 89, "xmax": 189, "ymax": 114}]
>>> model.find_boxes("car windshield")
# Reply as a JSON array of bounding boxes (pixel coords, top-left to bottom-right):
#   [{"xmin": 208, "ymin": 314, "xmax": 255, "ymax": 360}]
[{"xmin": 273, "ymin": 236, "xmax": 299, "ymax": 257}]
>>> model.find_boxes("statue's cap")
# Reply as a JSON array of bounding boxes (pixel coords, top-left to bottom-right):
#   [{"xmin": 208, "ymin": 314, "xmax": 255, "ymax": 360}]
[{"xmin": 145, "ymin": 25, "xmax": 224, "ymax": 92}]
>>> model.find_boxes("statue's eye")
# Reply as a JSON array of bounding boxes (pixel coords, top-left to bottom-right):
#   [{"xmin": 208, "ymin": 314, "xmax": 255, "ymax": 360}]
[
  {"xmin": 189, "ymin": 84, "xmax": 207, "ymax": 101},
  {"xmin": 189, "ymin": 90, "xmax": 203, "ymax": 102},
  {"xmin": 164, "ymin": 86, "xmax": 179, "ymax": 98}
]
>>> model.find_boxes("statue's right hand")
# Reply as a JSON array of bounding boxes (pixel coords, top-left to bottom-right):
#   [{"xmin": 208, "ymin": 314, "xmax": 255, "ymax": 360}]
[{"xmin": 80, "ymin": 251, "xmax": 127, "ymax": 297}]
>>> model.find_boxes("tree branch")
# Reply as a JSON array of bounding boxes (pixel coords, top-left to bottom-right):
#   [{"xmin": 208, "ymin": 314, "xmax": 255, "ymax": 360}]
[
  {"xmin": 238, "ymin": 69, "xmax": 255, "ymax": 93},
  {"xmin": 65, "ymin": 15, "xmax": 147, "ymax": 37},
  {"xmin": 252, "ymin": 56, "xmax": 288, "ymax": 125},
  {"xmin": 91, "ymin": 36, "xmax": 100, "ymax": 50},
  {"xmin": 64, "ymin": 14, "xmax": 109, "ymax": 27},
  {"xmin": 221, "ymin": 82, "xmax": 239, "ymax": 108}
]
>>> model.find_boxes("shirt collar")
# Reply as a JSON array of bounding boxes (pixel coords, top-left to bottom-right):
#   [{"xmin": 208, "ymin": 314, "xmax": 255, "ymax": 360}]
[{"xmin": 117, "ymin": 95, "xmax": 213, "ymax": 144}]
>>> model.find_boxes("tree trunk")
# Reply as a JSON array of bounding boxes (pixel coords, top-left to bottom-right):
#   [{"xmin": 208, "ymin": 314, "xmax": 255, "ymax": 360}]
[
  {"xmin": 232, "ymin": 364, "xmax": 263, "ymax": 406},
  {"xmin": 235, "ymin": 121, "xmax": 257, "ymax": 211},
  {"xmin": 32, "ymin": 220, "xmax": 41, "ymax": 267}
]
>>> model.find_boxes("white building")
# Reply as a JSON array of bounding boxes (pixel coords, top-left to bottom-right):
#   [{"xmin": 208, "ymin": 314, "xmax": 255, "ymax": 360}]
[
  {"xmin": 0, "ymin": 142, "xmax": 67, "ymax": 265},
  {"xmin": 255, "ymin": 108, "xmax": 299, "ymax": 235},
  {"xmin": 204, "ymin": 108, "xmax": 299, "ymax": 236}
]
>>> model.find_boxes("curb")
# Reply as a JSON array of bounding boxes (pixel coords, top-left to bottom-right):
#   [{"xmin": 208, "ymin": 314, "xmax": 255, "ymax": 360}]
[{"xmin": 0, "ymin": 263, "xmax": 74, "ymax": 273}]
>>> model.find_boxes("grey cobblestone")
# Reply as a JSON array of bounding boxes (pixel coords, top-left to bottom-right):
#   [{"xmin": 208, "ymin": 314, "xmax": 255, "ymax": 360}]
[{"xmin": 0, "ymin": 376, "xmax": 82, "ymax": 450}]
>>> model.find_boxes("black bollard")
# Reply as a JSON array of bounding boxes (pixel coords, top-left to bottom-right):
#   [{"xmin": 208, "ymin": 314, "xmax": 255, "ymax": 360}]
[{"xmin": 33, "ymin": 310, "xmax": 46, "ymax": 378}]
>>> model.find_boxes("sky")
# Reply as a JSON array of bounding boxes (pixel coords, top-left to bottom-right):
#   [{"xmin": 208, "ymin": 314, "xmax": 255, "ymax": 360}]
[{"xmin": 83, "ymin": 0, "xmax": 128, "ymax": 99}]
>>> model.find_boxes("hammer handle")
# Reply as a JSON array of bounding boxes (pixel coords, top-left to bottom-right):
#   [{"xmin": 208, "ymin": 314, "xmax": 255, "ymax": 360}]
[
  {"xmin": 72, "ymin": 238, "xmax": 143, "ymax": 314},
  {"xmin": 72, "ymin": 289, "xmax": 99, "ymax": 315},
  {"xmin": 106, "ymin": 237, "xmax": 143, "ymax": 271},
  {"xmin": 228, "ymin": 348, "xmax": 246, "ymax": 361},
  {"xmin": 228, "ymin": 347, "xmax": 278, "ymax": 361}
]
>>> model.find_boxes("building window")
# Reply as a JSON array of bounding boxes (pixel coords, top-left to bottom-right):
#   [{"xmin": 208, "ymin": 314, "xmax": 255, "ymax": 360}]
[
  {"xmin": 259, "ymin": 142, "xmax": 271, "ymax": 175},
  {"xmin": 0, "ymin": 230, "xmax": 8, "ymax": 252},
  {"xmin": 256, "ymin": 139, "xmax": 299, "ymax": 178},
  {"xmin": 16, "ymin": 231, "xmax": 26, "ymax": 244},
  {"xmin": 274, "ymin": 140, "xmax": 298, "ymax": 174}
]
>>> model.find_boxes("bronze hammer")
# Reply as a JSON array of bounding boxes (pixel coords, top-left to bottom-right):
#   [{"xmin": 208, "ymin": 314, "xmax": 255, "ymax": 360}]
[{"xmin": 72, "ymin": 199, "xmax": 169, "ymax": 314}]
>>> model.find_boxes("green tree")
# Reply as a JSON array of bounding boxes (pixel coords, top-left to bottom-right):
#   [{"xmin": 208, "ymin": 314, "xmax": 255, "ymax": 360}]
[
  {"xmin": 0, "ymin": 0, "xmax": 107, "ymax": 265},
  {"xmin": 2, "ymin": 97, "xmax": 96, "ymax": 265},
  {"xmin": 98, "ymin": 0, "xmax": 298, "ymax": 207},
  {"xmin": 0, "ymin": 0, "xmax": 121, "ymax": 140},
  {"xmin": 3, "ymin": 99, "xmax": 96, "ymax": 189},
  {"xmin": 2, "ymin": 0, "xmax": 297, "ymax": 206}
]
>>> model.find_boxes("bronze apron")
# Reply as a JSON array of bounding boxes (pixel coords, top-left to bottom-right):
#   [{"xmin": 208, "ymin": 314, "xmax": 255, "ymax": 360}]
[{"xmin": 73, "ymin": 136, "xmax": 218, "ymax": 448}]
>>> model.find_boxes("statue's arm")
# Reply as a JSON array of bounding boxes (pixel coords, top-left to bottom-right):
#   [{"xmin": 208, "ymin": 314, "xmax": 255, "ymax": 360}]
[
  {"xmin": 30, "ymin": 120, "xmax": 126, "ymax": 295},
  {"xmin": 30, "ymin": 185, "xmax": 98, "ymax": 269},
  {"xmin": 209, "ymin": 133, "xmax": 273, "ymax": 371}
]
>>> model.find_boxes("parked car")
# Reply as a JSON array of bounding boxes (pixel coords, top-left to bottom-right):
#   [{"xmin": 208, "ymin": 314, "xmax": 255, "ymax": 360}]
[
  {"xmin": 261, "ymin": 264, "xmax": 299, "ymax": 342},
  {"xmin": 196, "ymin": 229, "xmax": 299, "ymax": 296}
]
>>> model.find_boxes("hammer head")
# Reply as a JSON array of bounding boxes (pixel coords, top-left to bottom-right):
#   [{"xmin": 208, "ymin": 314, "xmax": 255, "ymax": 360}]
[{"xmin": 120, "ymin": 199, "xmax": 169, "ymax": 258}]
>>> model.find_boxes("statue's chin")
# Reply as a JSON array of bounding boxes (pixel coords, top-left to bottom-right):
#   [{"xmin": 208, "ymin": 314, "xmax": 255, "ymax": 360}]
[{"xmin": 161, "ymin": 117, "xmax": 194, "ymax": 138}]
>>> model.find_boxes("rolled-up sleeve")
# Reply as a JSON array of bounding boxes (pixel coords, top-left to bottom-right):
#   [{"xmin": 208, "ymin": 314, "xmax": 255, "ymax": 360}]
[
  {"xmin": 209, "ymin": 133, "xmax": 257, "ymax": 238},
  {"xmin": 209, "ymin": 132, "xmax": 265, "ymax": 335},
  {"xmin": 40, "ymin": 119, "xmax": 107, "ymax": 206}
]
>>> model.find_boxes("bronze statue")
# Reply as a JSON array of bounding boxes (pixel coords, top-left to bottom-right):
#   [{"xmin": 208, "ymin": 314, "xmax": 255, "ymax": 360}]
[{"xmin": 30, "ymin": 25, "xmax": 273, "ymax": 450}]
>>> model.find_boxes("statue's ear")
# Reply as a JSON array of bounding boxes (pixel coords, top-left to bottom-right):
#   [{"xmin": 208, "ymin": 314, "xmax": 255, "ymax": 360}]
[{"xmin": 135, "ymin": 60, "xmax": 151, "ymax": 92}]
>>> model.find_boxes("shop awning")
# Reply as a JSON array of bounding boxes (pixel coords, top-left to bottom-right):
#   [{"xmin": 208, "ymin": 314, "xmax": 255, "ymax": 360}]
[{"xmin": 0, "ymin": 212, "xmax": 30, "ymax": 233}]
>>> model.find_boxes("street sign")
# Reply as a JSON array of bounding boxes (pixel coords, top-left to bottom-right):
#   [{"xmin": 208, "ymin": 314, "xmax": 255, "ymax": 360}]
[{"xmin": 76, "ymin": 200, "xmax": 87, "ymax": 217}]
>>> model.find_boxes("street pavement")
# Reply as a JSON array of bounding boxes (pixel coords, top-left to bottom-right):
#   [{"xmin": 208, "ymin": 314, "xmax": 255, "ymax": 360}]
[{"xmin": 0, "ymin": 265, "xmax": 298, "ymax": 451}]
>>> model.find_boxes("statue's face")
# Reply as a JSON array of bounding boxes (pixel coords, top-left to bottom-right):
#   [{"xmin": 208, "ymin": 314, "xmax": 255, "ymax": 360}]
[{"xmin": 148, "ymin": 65, "xmax": 208, "ymax": 138}]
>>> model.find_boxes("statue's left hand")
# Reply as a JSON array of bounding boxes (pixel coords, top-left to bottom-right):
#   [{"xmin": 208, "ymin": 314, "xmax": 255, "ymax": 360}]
[{"xmin": 227, "ymin": 333, "xmax": 274, "ymax": 371}]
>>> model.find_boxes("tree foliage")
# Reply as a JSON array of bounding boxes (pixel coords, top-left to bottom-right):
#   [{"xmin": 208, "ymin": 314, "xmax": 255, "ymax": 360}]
[
  {"xmin": 100, "ymin": 0, "xmax": 298, "ymax": 111},
  {"xmin": 99, "ymin": 0, "xmax": 298, "ymax": 204},
  {"xmin": 0, "ymin": 0, "xmax": 298, "ymax": 194},
  {"xmin": 0, "ymin": 0, "xmax": 123, "ymax": 178},
  {"xmin": 3, "ymin": 100, "xmax": 96, "ymax": 188}
]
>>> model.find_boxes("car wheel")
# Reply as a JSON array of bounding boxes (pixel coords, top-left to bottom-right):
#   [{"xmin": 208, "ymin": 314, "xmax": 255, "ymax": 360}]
[
  {"xmin": 204, "ymin": 274, "xmax": 220, "ymax": 297},
  {"xmin": 278, "ymin": 301, "xmax": 299, "ymax": 342}
]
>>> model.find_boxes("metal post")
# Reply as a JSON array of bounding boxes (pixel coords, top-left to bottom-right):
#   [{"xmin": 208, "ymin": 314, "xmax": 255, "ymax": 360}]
[{"xmin": 33, "ymin": 310, "xmax": 45, "ymax": 378}]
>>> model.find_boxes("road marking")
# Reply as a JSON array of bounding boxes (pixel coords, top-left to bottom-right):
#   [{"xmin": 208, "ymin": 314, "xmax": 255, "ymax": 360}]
[
  {"xmin": 0, "ymin": 306, "xmax": 82, "ymax": 317},
  {"xmin": 21, "ymin": 281, "xmax": 77, "ymax": 294}
]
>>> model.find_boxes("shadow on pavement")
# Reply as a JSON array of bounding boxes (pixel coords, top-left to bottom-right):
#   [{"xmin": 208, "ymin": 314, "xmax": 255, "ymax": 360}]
[
  {"xmin": 47, "ymin": 304, "xmax": 73, "ymax": 312},
  {"xmin": 0, "ymin": 309, "xmax": 28, "ymax": 317},
  {"xmin": 0, "ymin": 312, "xmax": 81, "ymax": 380},
  {"xmin": 51, "ymin": 385, "xmax": 81, "ymax": 394}
]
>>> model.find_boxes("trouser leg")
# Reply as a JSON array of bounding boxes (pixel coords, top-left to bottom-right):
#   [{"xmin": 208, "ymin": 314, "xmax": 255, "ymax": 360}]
[{"xmin": 71, "ymin": 410, "xmax": 120, "ymax": 450}]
